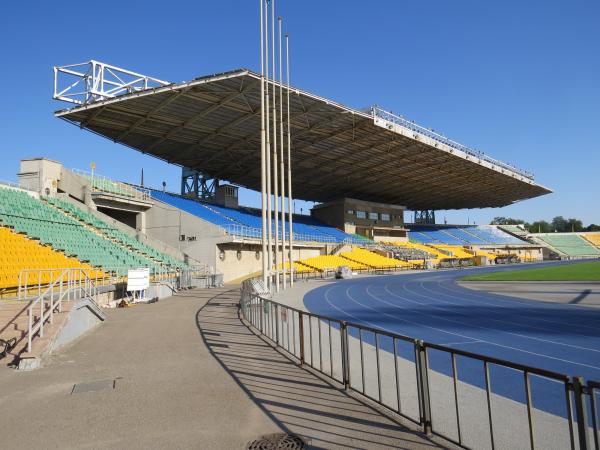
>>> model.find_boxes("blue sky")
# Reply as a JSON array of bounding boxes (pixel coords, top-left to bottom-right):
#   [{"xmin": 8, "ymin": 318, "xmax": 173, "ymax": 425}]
[{"xmin": 1, "ymin": 0, "xmax": 598, "ymax": 225}]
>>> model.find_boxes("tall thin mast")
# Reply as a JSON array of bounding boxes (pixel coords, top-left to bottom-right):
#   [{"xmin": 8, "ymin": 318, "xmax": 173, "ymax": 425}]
[
  {"xmin": 278, "ymin": 16, "xmax": 286, "ymax": 290},
  {"xmin": 259, "ymin": 0, "xmax": 267, "ymax": 286},
  {"xmin": 264, "ymin": 0, "xmax": 272, "ymax": 290},
  {"xmin": 271, "ymin": 0, "xmax": 280, "ymax": 292},
  {"xmin": 286, "ymin": 33, "xmax": 294, "ymax": 286}
]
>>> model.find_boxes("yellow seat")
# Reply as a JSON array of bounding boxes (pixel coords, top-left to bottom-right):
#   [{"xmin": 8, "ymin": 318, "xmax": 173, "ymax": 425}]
[{"xmin": 0, "ymin": 226, "xmax": 104, "ymax": 291}]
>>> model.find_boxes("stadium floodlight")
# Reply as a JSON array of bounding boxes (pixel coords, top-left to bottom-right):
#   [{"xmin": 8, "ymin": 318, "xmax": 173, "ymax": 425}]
[{"xmin": 53, "ymin": 60, "xmax": 169, "ymax": 105}]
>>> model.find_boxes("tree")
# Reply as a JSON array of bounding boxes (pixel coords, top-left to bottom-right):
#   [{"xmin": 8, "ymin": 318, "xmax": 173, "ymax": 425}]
[
  {"xmin": 585, "ymin": 224, "xmax": 600, "ymax": 232},
  {"xmin": 490, "ymin": 217, "xmax": 524, "ymax": 225},
  {"xmin": 527, "ymin": 220, "xmax": 551, "ymax": 233},
  {"xmin": 551, "ymin": 216, "xmax": 568, "ymax": 232},
  {"xmin": 566, "ymin": 218, "xmax": 584, "ymax": 232}
]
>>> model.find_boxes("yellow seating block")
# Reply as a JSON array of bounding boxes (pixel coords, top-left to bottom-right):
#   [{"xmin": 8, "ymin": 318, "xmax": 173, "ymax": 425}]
[
  {"xmin": 431, "ymin": 245, "xmax": 474, "ymax": 259},
  {"xmin": 300, "ymin": 255, "xmax": 368, "ymax": 272},
  {"xmin": 0, "ymin": 227, "xmax": 104, "ymax": 290},
  {"xmin": 340, "ymin": 248, "xmax": 409, "ymax": 269},
  {"xmin": 582, "ymin": 233, "xmax": 600, "ymax": 249}
]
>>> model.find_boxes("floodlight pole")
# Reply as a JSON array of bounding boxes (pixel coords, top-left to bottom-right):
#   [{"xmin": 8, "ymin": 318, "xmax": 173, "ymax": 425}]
[
  {"xmin": 278, "ymin": 16, "xmax": 287, "ymax": 290},
  {"xmin": 286, "ymin": 32, "xmax": 294, "ymax": 287},
  {"xmin": 259, "ymin": 0, "xmax": 268, "ymax": 286},
  {"xmin": 264, "ymin": 0, "xmax": 273, "ymax": 291},
  {"xmin": 271, "ymin": 0, "xmax": 280, "ymax": 293}
]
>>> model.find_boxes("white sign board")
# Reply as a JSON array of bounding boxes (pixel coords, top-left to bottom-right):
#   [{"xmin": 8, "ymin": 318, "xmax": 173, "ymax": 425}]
[{"xmin": 127, "ymin": 268, "xmax": 150, "ymax": 291}]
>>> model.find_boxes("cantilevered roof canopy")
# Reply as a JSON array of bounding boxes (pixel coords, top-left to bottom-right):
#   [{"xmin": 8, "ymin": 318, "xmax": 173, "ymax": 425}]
[{"xmin": 55, "ymin": 68, "xmax": 551, "ymax": 210}]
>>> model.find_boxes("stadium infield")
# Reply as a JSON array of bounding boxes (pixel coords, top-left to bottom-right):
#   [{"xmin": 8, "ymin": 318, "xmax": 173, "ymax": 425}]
[
  {"xmin": 462, "ymin": 260, "xmax": 600, "ymax": 281},
  {"xmin": 278, "ymin": 262, "xmax": 600, "ymax": 446}
]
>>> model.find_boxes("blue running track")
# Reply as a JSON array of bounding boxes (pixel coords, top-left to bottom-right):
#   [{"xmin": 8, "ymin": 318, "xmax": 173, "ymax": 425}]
[{"xmin": 303, "ymin": 261, "xmax": 600, "ymax": 417}]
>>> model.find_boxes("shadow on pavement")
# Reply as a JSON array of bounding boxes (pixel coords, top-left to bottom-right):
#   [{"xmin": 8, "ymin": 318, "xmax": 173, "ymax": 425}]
[{"xmin": 192, "ymin": 288, "xmax": 444, "ymax": 450}]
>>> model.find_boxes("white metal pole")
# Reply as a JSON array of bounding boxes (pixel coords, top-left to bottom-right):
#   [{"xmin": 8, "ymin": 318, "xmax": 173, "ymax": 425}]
[
  {"xmin": 259, "ymin": 0, "xmax": 268, "ymax": 286},
  {"xmin": 271, "ymin": 0, "xmax": 280, "ymax": 292},
  {"xmin": 264, "ymin": 0, "xmax": 273, "ymax": 291},
  {"xmin": 286, "ymin": 33, "xmax": 294, "ymax": 287},
  {"xmin": 278, "ymin": 17, "xmax": 287, "ymax": 290}
]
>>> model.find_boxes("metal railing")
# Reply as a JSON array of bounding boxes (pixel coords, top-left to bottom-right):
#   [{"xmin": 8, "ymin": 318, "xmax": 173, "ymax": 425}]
[
  {"xmin": 223, "ymin": 223, "xmax": 367, "ymax": 245},
  {"xmin": 372, "ymin": 107, "xmax": 534, "ymax": 180},
  {"xmin": 71, "ymin": 168, "xmax": 150, "ymax": 201},
  {"xmin": 18, "ymin": 265, "xmax": 217, "ymax": 300},
  {"xmin": 53, "ymin": 60, "xmax": 170, "ymax": 105},
  {"xmin": 240, "ymin": 282, "xmax": 599, "ymax": 450},
  {"xmin": 27, "ymin": 268, "xmax": 99, "ymax": 353}
]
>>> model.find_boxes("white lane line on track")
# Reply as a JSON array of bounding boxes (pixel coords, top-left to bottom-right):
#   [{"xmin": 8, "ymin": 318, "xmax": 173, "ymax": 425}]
[
  {"xmin": 421, "ymin": 280, "xmax": 600, "ymax": 334},
  {"xmin": 442, "ymin": 340, "xmax": 482, "ymax": 346},
  {"xmin": 322, "ymin": 283, "xmax": 482, "ymax": 349},
  {"xmin": 360, "ymin": 283, "xmax": 600, "ymax": 371},
  {"xmin": 396, "ymin": 282, "xmax": 600, "ymax": 354},
  {"xmin": 432, "ymin": 279, "xmax": 600, "ymax": 331}
]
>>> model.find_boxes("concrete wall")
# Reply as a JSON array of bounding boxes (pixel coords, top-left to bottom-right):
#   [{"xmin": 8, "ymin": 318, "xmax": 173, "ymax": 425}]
[
  {"xmin": 58, "ymin": 167, "xmax": 89, "ymax": 204},
  {"xmin": 144, "ymin": 198, "xmax": 229, "ymax": 269},
  {"xmin": 50, "ymin": 298, "xmax": 106, "ymax": 352},
  {"xmin": 475, "ymin": 245, "xmax": 544, "ymax": 261},
  {"xmin": 216, "ymin": 243, "xmax": 323, "ymax": 283},
  {"xmin": 18, "ymin": 158, "xmax": 63, "ymax": 195}
]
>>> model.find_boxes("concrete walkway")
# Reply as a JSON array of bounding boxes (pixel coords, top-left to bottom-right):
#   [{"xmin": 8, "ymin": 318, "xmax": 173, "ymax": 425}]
[{"xmin": 0, "ymin": 287, "xmax": 445, "ymax": 449}]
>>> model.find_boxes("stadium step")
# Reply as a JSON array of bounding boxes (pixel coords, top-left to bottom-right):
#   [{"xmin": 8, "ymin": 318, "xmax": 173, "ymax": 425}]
[{"xmin": 0, "ymin": 300, "xmax": 74, "ymax": 368}]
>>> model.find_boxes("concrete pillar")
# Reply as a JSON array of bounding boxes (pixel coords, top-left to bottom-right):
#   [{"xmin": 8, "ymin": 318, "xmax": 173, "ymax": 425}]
[{"xmin": 136, "ymin": 211, "xmax": 146, "ymax": 234}]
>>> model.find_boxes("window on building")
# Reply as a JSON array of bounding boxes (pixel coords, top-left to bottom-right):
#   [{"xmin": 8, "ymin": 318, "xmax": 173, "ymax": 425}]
[
  {"xmin": 369, "ymin": 212, "xmax": 379, "ymax": 220},
  {"xmin": 356, "ymin": 210, "xmax": 366, "ymax": 219},
  {"xmin": 347, "ymin": 209, "xmax": 354, "ymax": 215},
  {"xmin": 381, "ymin": 213, "xmax": 391, "ymax": 221}
]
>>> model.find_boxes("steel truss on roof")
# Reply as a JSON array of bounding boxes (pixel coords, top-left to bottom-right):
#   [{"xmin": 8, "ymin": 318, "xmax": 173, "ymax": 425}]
[
  {"xmin": 53, "ymin": 61, "xmax": 170, "ymax": 105},
  {"xmin": 53, "ymin": 63, "xmax": 551, "ymax": 210}
]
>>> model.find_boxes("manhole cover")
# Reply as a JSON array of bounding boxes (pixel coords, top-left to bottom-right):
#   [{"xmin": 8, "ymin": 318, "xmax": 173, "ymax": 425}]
[
  {"xmin": 71, "ymin": 379, "xmax": 117, "ymax": 394},
  {"xmin": 246, "ymin": 433, "xmax": 305, "ymax": 450}
]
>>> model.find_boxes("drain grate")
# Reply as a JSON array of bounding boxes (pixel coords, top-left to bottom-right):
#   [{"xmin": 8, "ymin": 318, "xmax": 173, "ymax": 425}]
[
  {"xmin": 71, "ymin": 379, "xmax": 117, "ymax": 394},
  {"xmin": 246, "ymin": 433, "xmax": 305, "ymax": 450}
]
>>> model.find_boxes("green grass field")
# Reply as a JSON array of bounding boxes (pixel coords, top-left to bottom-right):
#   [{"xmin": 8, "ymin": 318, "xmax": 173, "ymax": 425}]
[{"xmin": 463, "ymin": 261, "xmax": 600, "ymax": 282}]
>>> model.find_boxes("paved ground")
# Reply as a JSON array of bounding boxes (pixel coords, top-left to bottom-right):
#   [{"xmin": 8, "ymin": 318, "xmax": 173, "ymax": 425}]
[{"xmin": 0, "ymin": 287, "xmax": 444, "ymax": 450}]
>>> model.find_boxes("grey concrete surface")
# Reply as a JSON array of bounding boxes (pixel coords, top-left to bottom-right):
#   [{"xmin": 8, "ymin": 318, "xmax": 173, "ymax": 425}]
[
  {"xmin": 460, "ymin": 281, "xmax": 600, "ymax": 308},
  {"xmin": 200, "ymin": 289, "xmax": 446, "ymax": 449},
  {"xmin": 0, "ymin": 287, "xmax": 444, "ymax": 450}
]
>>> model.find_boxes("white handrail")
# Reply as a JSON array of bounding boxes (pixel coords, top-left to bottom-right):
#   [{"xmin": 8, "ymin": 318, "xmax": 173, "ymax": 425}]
[{"xmin": 26, "ymin": 268, "xmax": 100, "ymax": 353}]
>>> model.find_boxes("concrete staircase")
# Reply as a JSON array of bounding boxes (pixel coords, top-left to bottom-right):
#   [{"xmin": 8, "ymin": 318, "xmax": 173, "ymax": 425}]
[{"xmin": 0, "ymin": 300, "xmax": 73, "ymax": 367}]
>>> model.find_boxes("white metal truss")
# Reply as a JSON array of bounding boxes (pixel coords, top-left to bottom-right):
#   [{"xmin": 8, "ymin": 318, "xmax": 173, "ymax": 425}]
[{"xmin": 53, "ymin": 60, "xmax": 170, "ymax": 105}]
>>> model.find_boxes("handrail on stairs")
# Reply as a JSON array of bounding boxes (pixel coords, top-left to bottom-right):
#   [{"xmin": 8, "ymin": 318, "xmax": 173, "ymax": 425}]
[{"xmin": 26, "ymin": 268, "xmax": 99, "ymax": 353}]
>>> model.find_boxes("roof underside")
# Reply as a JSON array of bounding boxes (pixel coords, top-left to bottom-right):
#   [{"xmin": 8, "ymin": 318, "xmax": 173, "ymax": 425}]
[{"xmin": 55, "ymin": 69, "xmax": 551, "ymax": 210}]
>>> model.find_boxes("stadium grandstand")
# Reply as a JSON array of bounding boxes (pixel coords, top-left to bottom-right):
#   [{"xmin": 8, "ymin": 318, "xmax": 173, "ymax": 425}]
[
  {"xmin": 0, "ymin": 55, "xmax": 563, "ymax": 367},
  {"xmin": 4, "ymin": 2, "xmax": 600, "ymax": 449}
]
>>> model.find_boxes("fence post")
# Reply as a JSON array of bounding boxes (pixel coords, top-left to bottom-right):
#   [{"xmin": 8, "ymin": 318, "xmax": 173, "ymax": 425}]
[
  {"xmin": 340, "ymin": 321, "xmax": 350, "ymax": 390},
  {"xmin": 275, "ymin": 304, "xmax": 280, "ymax": 345},
  {"xmin": 573, "ymin": 376, "xmax": 590, "ymax": 450},
  {"xmin": 298, "ymin": 311, "xmax": 305, "ymax": 364},
  {"xmin": 416, "ymin": 340, "xmax": 432, "ymax": 435}
]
